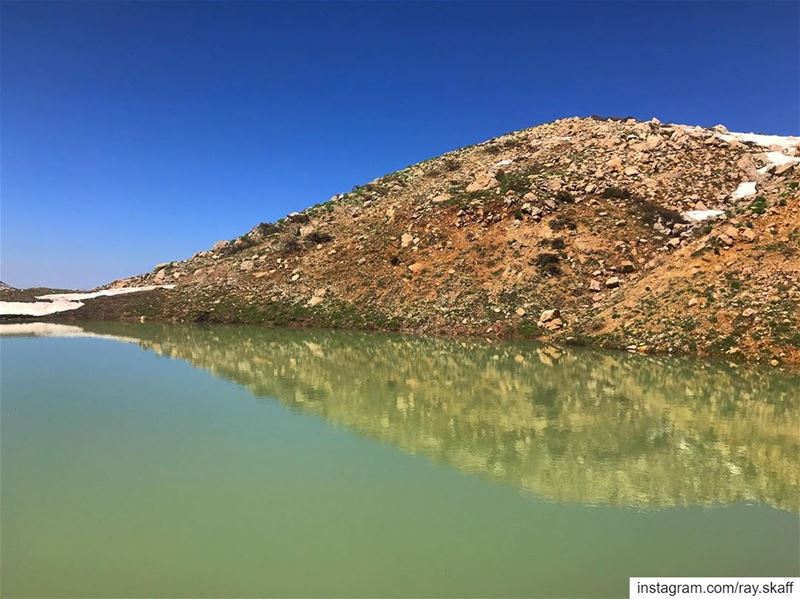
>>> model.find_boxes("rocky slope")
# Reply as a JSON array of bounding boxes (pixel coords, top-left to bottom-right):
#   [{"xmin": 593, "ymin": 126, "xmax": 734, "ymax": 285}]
[{"xmin": 53, "ymin": 116, "xmax": 800, "ymax": 366}]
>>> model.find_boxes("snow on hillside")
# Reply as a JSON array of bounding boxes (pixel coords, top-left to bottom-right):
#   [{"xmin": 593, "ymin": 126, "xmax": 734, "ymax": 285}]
[{"xmin": 0, "ymin": 285, "xmax": 175, "ymax": 317}]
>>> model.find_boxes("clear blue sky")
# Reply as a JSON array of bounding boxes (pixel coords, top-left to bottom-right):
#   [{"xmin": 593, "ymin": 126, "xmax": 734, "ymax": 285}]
[{"xmin": 2, "ymin": 1, "xmax": 798, "ymax": 289}]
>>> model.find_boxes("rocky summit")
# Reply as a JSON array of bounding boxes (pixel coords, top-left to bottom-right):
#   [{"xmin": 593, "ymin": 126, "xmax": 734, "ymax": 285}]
[{"xmin": 53, "ymin": 116, "xmax": 800, "ymax": 366}]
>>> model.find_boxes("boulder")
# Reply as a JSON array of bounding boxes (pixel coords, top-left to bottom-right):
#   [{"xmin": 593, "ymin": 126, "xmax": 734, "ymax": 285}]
[
  {"xmin": 538, "ymin": 309, "xmax": 561, "ymax": 323},
  {"xmin": 466, "ymin": 173, "xmax": 499, "ymax": 192}
]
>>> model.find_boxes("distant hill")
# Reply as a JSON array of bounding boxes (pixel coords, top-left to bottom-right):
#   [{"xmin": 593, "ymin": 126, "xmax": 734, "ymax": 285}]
[{"xmin": 51, "ymin": 116, "xmax": 800, "ymax": 366}]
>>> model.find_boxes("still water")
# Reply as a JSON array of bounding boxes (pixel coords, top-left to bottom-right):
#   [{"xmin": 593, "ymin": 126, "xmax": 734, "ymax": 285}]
[{"xmin": 1, "ymin": 323, "xmax": 798, "ymax": 597}]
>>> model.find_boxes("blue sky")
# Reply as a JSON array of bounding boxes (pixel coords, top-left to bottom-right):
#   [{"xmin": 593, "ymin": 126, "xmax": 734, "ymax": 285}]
[{"xmin": 2, "ymin": 1, "xmax": 798, "ymax": 289}]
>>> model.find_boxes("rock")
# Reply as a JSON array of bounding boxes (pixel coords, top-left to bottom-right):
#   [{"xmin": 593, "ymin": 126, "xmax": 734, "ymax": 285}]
[
  {"xmin": 645, "ymin": 135, "xmax": 662, "ymax": 149},
  {"xmin": 775, "ymin": 163, "xmax": 795, "ymax": 176},
  {"xmin": 585, "ymin": 183, "xmax": 596, "ymax": 193},
  {"xmin": 290, "ymin": 273, "xmax": 300, "ymax": 282},
  {"xmin": 541, "ymin": 318, "xmax": 563, "ymax": 331},
  {"xmin": 466, "ymin": 173, "xmax": 498, "ymax": 192},
  {"xmin": 589, "ymin": 279, "xmax": 602, "ymax": 292},
  {"xmin": 688, "ymin": 298, "xmax": 699, "ymax": 307},
  {"xmin": 432, "ymin": 193, "xmax": 451, "ymax": 203},
  {"xmin": 538, "ymin": 309, "xmax": 561, "ymax": 323},
  {"xmin": 736, "ymin": 155, "xmax": 758, "ymax": 179},
  {"xmin": 619, "ymin": 261, "xmax": 635, "ymax": 273},
  {"xmin": 623, "ymin": 166, "xmax": 639, "ymax": 176},
  {"xmin": 722, "ymin": 225, "xmax": 739, "ymax": 240},
  {"xmin": 240, "ymin": 260, "xmax": 254, "ymax": 271},
  {"xmin": 153, "ymin": 269, "xmax": 167, "ymax": 283},
  {"xmin": 408, "ymin": 262, "xmax": 427, "ymax": 273},
  {"xmin": 667, "ymin": 238, "xmax": 681, "ymax": 248},
  {"xmin": 605, "ymin": 277, "xmax": 621, "ymax": 288},
  {"xmin": 606, "ymin": 156, "xmax": 623, "ymax": 170},
  {"xmin": 401, "ymin": 233, "xmax": 413, "ymax": 248},
  {"xmin": 211, "ymin": 240, "xmax": 230, "ymax": 252},
  {"xmin": 307, "ymin": 296, "xmax": 324, "ymax": 307},
  {"xmin": 515, "ymin": 307, "xmax": 526, "ymax": 317},
  {"xmin": 739, "ymin": 228, "xmax": 756, "ymax": 242},
  {"xmin": 742, "ymin": 308, "xmax": 756, "ymax": 317},
  {"xmin": 286, "ymin": 212, "xmax": 310, "ymax": 224}
]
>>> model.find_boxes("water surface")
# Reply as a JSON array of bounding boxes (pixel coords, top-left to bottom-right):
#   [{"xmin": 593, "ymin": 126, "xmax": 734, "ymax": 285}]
[{"xmin": 2, "ymin": 323, "xmax": 798, "ymax": 597}]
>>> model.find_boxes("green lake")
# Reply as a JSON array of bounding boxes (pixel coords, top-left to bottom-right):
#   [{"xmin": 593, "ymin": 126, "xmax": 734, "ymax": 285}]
[{"xmin": 1, "ymin": 323, "xmax": 798, "ymax": 597}]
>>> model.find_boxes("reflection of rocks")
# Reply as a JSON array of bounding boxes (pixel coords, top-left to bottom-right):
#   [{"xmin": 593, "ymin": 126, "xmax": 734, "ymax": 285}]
[{"xmin": 86, "ymin": 323, "xmax": 800, "ymax": 512}]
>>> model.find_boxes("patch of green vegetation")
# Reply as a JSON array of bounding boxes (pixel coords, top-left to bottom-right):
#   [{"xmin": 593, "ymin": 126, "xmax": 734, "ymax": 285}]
[
  {"xmin": 254, "ymin": 222, "xmax": 282, "ymax": 237},
  {"xmin": 495, "ymin": 169, "xmax": 532, "ymax": 195},
  {"xmin": 555, "ymin": 191, "xmax": 575, "ymax": 204},
  {"xmin": 602, "ymin": 186, "xmax": 631, "ymax": 199},
  {"xmin": 548, "ymin": 216, "xmax": 577, "ymax": 231},
  {"xmin": 444, "ymin": 189, "xmax": 495, "ymax": 207},
  {"xmin": 630, "ymin": 196, "xmax": 685, "ymax": 226},
  {"xmin": 534, "ymin": 252, "xmax": 561, "ymax": 276},
  {"xmin": 305, "ymin": 230, "xmax": 334, "ymax": 245},
  {"xmin": 749, "ymin": 195, "xmax": 768, "ymax": 215}
]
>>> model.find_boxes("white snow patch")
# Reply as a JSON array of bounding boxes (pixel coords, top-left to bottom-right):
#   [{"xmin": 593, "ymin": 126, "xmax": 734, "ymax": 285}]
[
  {"xmin": 1, "ymin": 285, "xmax": 175, "ymax": 317},
  {"xmin": 732, "ymin": 181, "xmax": 757, "ymax": 200},
  {"xmin": 717, "ymin": 132, "xmax": 800, "ymax": 150},
  {"xmin": 37, "ymin": 285, "xmax": 175, "ymax": 302},
  {"xmin": 683, "ymin": 209, "xmax": 726, "ymax": 222},
  {"xmin": 0, "ymin": 300, "xmax": 85, "ymax": 316},
  {"xmin": 757, "ymin": 151, "xmax": 800, "ymax": 174},
  {"xmin": 0, "ymin": 322, "xmax": 139, "ymax": 343}
]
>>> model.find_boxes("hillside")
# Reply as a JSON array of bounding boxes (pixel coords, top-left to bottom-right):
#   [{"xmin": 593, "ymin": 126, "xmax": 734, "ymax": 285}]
[{"xmin": 42, "ymin": 117, "xmax": 800, "ymax": 366}]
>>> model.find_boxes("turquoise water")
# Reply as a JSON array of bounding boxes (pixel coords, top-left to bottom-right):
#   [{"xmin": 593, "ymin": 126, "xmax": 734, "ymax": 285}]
[{"xmin": 2, "ymin": 323, "xmax": 798, "ymax": 597}]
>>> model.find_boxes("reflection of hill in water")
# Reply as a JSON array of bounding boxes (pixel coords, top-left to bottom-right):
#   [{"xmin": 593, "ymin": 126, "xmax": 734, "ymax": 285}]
[{"xmin": 87, "ymin": 323, "xmax": 800, "ymax": 512}]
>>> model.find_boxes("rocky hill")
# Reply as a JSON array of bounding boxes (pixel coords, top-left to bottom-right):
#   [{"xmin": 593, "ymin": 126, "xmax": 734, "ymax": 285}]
[{"xmin": 53, "ymin": 116, "xmax": 800, "ymax": 366}]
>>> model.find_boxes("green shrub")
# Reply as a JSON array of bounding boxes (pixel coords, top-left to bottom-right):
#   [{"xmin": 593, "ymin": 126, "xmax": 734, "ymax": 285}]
[
  {"xmin": 535, "ymin": 252, "xmax": 561, "ymax": 275},
  {"xmin": 548, "ymin": 216, "xmax": 577, "ymax": 231},
  {"xmin": 602, "ymin": 186, "xmax": 631, "ymax": 199},
  {"xmin": 749, "ymin": 196, "xmax": 768, "ymax": 214},
  {"xmin": 305, "ymin": 230, "xmax": 334, "ymax": 245},
  {"xmin": 555, "ymin": 191, "xmax": 575, "ymax": 204}
]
